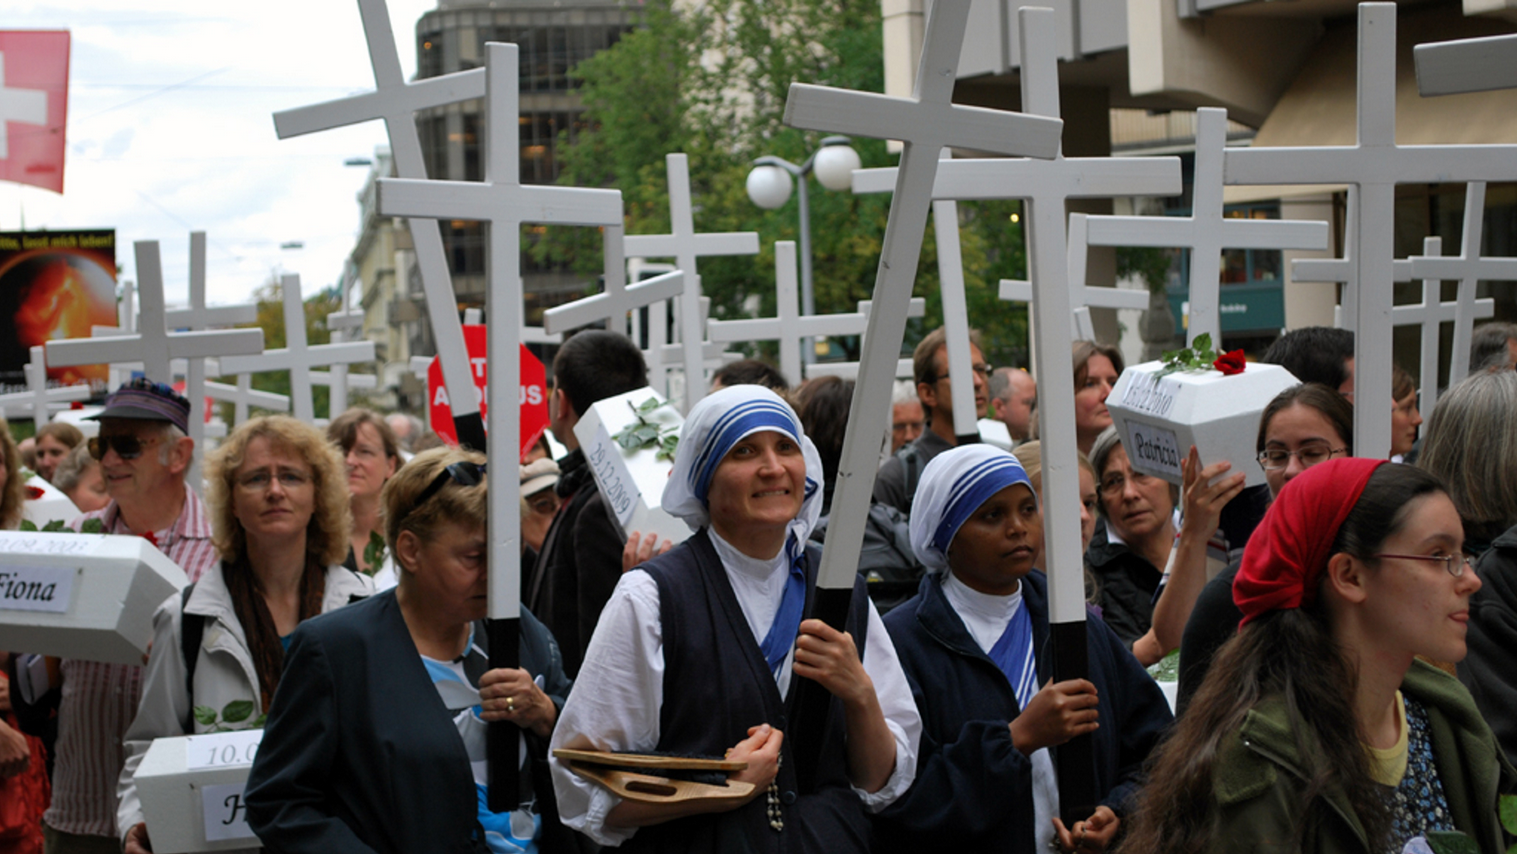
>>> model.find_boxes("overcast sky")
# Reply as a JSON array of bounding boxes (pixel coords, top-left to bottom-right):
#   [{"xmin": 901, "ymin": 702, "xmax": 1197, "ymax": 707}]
[{"xmin": 3, "ymin": 0, "xmax": 438, "ymax": 309}]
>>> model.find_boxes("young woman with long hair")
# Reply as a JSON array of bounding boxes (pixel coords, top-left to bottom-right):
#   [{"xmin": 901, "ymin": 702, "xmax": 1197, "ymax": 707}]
[{"xmin": 1118, "ymin": 460, "xmax": 1514, "ymax": 854}]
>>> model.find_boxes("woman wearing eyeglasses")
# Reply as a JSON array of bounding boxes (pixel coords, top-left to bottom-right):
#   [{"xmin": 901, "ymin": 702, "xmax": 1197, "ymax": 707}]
[
  {"xmin": 117, "ymin": 416, "xmax": 373, "ymax": 854},
  {"xmin": 244, "ymin": 446, "xmax": 575, "ymax": 854},
  {"xmin": 1116, "ymin": 459, "xmax": 1513, "ymax": 854},
  {"xmin": 1176, "ymin": 383, "xmax": 1353, "ymax": 710}
]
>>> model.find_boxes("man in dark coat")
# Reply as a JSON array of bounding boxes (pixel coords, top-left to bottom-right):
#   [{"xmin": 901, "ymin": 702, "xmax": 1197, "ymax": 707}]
[{"xmin": 523, "ymin": 330, "xmax": 647, "ymax": 676}]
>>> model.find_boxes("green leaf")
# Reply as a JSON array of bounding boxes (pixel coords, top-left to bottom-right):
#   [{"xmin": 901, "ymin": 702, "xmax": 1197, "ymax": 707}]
[
  {"xmin": 221, "ymin": 699, "xmax": 255, "ymax": 723},
  {"xmin": 633, "ymin": 424, "xmax": 660, "ymax": 443},
  {"xmin": 81, "ymin": 518, "xmax": 105, "ymax": 534},
  {"xmin": 636, "ymin": 396, "xmax": 663, "ymax": 414},
  {"xmin": 1425, "ymin": 830, "xmax": 1480, "ymax": 854},
  {"xmin": 1500, "ymin": 793, "xmax": 1517, "ymax": 835},
  {"xmin": 1192, "ymin": 333, "xmax": 1212, "ymax": 353},
  {"xmin": 193, "ymin": 705, "xmax": 219, "ymax": 726},
  {"xmin": 18, "ymin": 520, "xmax": 36, "ymax": 532},
  {"xmin": 252, "ymin": 714, "xmax": 267, "ymax": 728},
  {"xmin": 41, "ymin": 519, "xmax": 66, "ymax": 532},
  {"xmin": 363, "ymin": 531, "xmax": 388, "ymax": 573}
]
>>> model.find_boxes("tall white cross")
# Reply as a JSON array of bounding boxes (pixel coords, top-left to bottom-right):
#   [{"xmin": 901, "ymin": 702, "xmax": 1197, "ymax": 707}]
[
  {"xmin": 705, "ymin": 241, "xmax": 925, "ymax": 384},
  {"xmin": 46, "ymin": 241, "xmax": 265, "ymax": 389},
  {"xmin": 999, "ymin": 213, "xmax": 1152, "ymax": 342},
  {"xmin": 543, "ymin": 226, "xmax": 685, "ymax": 336},
  {"xmin": 1407, "ymin": 182, "xmax": 1510, "ymax": 389},
  {"xmin": 850, "ymin": 64, "xmax": 1177, "ymax": 444},
  {"xmin": 783, "ymin": 0, "xmax": 1061, "ymax": 603},
  {"xmin": 217, "ymin": 275, "xmax": 376, "ymax": 423},
  {"xmin": 1225, "ymin": 3, "xmax": 1517, "ymax": 459},
  {"xmin": 273, "ymin": 0, "xmax": 487, "ymax": 448},
  {"xmin": 375, "ymin": 45, "xmax": 623, "ymax": 801},
  {"xmin": 623, "ymin": 154, "xmax": 760, "ymax": 411},
  {"xmin": 1083, "ymin": 108, "xmax": 1327, "ymax": 347},
  {"xmin": 0, "ymin": 52, "xmax": 48, "ymax": 160},
  {"xmin": 1414, "ymin": 32, "xmax": 1517, "ymax": 97},
  {"xmin": 1396, "ymin": 236, "xmax": 1496, "ymax": 419},
  {"xmin": 0, "ymin": 347, "xmax": 91, "ymax": 428}
]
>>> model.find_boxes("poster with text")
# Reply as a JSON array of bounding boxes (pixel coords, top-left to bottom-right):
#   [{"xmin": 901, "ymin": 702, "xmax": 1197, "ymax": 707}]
[{"xmin": 0, "ymin": 230, "xmax": 117, "ymax": 393}]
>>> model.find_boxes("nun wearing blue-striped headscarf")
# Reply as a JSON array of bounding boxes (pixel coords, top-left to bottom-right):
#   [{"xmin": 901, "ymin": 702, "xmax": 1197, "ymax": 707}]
[
  {"xmin": 871, "ymin": 444, "xmax": 1172, "ymax": 854},
  {"xmin": 549, "ymin": 385, "xmax": 920, "ymax": 854}
]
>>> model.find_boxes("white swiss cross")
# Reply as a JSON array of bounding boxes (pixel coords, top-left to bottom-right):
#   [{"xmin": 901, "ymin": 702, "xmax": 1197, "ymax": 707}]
[{"xmin": 0, "ymin": 51, "xmax": 49, "ymax": 160}]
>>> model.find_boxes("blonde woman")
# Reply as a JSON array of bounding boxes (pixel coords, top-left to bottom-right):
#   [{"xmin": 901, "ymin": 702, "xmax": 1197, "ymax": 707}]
[{"xmin": 117, "ymin": 416, "xmax": 372, "ymax": 854}]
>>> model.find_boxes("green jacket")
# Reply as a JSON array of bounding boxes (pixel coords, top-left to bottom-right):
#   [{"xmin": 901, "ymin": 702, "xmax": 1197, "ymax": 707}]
[{"xmin": 1210, "ymin": 660, "xmax": 1517, "ymax": 854}]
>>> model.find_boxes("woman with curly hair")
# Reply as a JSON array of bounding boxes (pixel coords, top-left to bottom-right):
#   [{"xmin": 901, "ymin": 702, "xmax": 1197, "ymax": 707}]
[
  {"xmin": 1118, "ymin": 460, "xmax": 1514, "ymax": 854},
  {"xmin": 115, "ymin": 415, "xmax": 373, "ymax": 854}
]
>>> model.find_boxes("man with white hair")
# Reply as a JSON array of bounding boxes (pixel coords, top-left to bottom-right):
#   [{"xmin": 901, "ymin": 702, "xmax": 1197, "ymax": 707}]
[
  {"xmin": 889, "ymin": 380, "xmax": 925, "ymax": 456},
  {"xmin": 988, "ymin": 367, "xmax": 1037, "ymax": 446},
  {"xmin": 10, "ymin": 379, "xmax": 219, "ymax": 854}
]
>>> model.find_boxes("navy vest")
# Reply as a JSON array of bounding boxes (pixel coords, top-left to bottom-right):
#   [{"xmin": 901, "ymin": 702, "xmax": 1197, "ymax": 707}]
[{"xmin": 629, "ymin": 529, "xmax": 872, "ymax": 854}]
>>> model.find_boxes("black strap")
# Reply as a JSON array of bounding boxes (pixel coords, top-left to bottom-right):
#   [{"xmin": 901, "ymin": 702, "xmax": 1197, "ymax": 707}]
[
  {"xmin": 179, "ymin": 584, "xmax": 204, "ymax": 733},
  {"xmin": 897, "ymin": 444, "xmax": 923, "ymax": 516}
]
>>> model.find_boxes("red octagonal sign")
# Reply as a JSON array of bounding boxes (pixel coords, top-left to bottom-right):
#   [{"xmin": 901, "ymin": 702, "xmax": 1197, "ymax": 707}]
[{"xmin": 426, "ymin": 325, "xmax": 549, "ymax": 461}]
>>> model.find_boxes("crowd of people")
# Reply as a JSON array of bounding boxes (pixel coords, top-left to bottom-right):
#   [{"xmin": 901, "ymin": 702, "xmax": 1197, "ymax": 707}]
[{"xmin": 0, "ymin": 318, "xmax": 1514, "ymax": 854}]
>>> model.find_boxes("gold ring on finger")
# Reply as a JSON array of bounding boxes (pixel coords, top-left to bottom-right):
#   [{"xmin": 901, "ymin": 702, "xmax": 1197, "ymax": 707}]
[{"xmin": 507, "ymin": 696, "xmax": 516, "ymax": 712}]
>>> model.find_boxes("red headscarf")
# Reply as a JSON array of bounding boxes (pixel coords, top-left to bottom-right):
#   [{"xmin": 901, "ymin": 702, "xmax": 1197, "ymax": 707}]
[{"xmin": 1233, "ymin": 457, "xmax": 1386, "ymax": 626}]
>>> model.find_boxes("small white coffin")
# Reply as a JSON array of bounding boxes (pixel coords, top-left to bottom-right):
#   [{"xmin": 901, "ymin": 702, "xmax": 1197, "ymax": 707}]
[
  {"xmin": 1106, "ymin": 362, "xmax": 1301, "ymax": 490},
  {"xmin": 0, "ymin": 531, "xmax": 188, "ymax": 665},
  {"xmin": 21, "ymin": 475, "xmax": 81, "ymax": 528},
  {"xmin": 575, "ymin": 387, "xmax": 692, "ymax": 547},
  {"xmin": 137, "ymin": 730, "xmax": 264, "ymax": 852}
]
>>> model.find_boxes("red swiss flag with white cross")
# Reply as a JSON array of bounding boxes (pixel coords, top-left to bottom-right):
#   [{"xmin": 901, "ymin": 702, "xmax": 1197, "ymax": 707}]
[{"xmin": 0, "ymin": 31, "xmax": 70, "ymax": 194}]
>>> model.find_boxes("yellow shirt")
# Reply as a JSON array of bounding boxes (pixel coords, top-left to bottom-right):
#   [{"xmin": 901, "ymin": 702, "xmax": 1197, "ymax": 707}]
[{"xmin": 1366, "ymin": 690, "xmax": 1409, "ymax": 787}]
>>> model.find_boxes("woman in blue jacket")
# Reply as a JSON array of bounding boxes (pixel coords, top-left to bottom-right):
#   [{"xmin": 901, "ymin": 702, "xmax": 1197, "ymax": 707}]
[{"xmin": 873, "ymin": 444, "xmax": 1172, "ymax": 854}]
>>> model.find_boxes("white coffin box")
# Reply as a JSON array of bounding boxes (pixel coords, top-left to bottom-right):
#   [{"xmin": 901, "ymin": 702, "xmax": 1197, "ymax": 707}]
[
  {"xmin": 0, "ymin": 531, "xmax": 189, "ymax": 665},
  {"xmin": 21, "ymin": 475, "xmax": 81, "ymax": 528},
  {"xmin": 137, "ymin": 730, "xmax": 264, "ymax": 852},
  {"xmin": 574, "ymin": 387, "xmax": 692, "ymax": 546},
  {"xmin": 1106, "ymin": 361, "xmax": 1301, "ymax": 490}
]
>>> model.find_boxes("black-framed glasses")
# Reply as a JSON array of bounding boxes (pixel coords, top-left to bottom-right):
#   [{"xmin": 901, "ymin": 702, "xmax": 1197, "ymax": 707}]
[
  {"xmin": 1371, "ymin": 552, "xmax": 1476, "ymax": 578},
  {"xmin": 412, "ymin": 462, "xmax": 487, "ymax": 513},
  {"xmin": 1256, "ymin": 442, "xmax": 1347, "ymax": 471},
  {"xmin": 88, "ymin": 433, "xmax": 165, "ymax": 461}
]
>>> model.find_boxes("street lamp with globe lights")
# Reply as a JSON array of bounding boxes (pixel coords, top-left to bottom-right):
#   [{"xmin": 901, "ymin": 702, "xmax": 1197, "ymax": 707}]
[{"xmin": 745, "ymin": 135, "xmax": 861, "ymax": 365}]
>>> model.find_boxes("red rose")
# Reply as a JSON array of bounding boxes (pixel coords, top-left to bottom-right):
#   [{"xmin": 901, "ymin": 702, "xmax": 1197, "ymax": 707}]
[
  {"xmin": 25, "ymin": 485, "xmax": 44, "ymax": 501},
  {"xmin": 1213, "ymin": 349, "xmax": 1246, "ymax": 376}
]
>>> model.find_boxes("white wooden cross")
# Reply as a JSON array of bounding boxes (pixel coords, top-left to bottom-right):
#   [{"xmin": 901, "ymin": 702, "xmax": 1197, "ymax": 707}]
[
  {"xmin": 1409, "ymin": 182, "xmax": 1509, "ymax": 389},
  {"xmin": 1396, "ymin": 235, "xmax": 1496, "ymax": 419},
  {"xmin": 650, "ymin": 296, "xmax": 740, "ymax": 402},
  {"xmin": 0, "ymin": 347, "xmax": 91, "ymax": 428},
  {"xmin": 217, "ymin": 275, "xmax": 376, "ymax": 423},
  {"xmin": 850, "ymin": 56, "xmax": 1178, "ymax": 443},
  {"xmin": 623, "ymin": 154, "xmax": 760, "ymax": 411},
  {"xmin": 783, "ymin": 0, "xmax": 1062, "ymax": 611},
  {"xmin": 1083, "ymin": 108, "xmax": 1327, "ymax": 348},
  {"xmin": 705, "ymin": 241, "xmax": 925, "ymax": 384},
  {"xmin": 1224, "ymin": 3, "xmax": 1517, "ymax": 459},
  {"xmin": 376, "ymin": 45, "xmax": 623, "ymax": 803},
  {"xmin": 204, "ymin": 376, "xmax": 290, "ymax": 424},
  {"xmin": 46, "ymin": 241, "xmax": 265, "ymax": 390},
  {"xmin": 543, "ymin": 226, "xmax": 685, "ymax": 337},
  {"xmin": 273, "ymin": 0, "xmax": 487, "ymax": 448},
  {"xmin": 1414, "ymin": 32, "xmax": 1517, "ymax": 97},
  {"xmin": 318, "ymin": 270, "xmax": 375, "ymax": 418},
  {"xmin": 999, "ymin": 213, "xmax": 1152, "ymax": 342}
]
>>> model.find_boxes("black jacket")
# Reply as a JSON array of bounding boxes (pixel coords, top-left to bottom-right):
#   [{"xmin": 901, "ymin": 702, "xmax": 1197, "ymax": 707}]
[
  {"xmin": 1459, "ymin": 522, "xmax": 1517, "ymax": 769},
  {"xmin": 524, "ymin": 450, "xmax": 624, "ymax": 677},
  {"xmin": 1083, "ymin": 526, "xmax": 1163, "ymax": 649},
  {"xmin": 873, "ymin": 572, "xmax": 1173, "ymax": 854},
  {"xmin": 244, "ymin": 591, "xmax": 574, "ymax": 854}
]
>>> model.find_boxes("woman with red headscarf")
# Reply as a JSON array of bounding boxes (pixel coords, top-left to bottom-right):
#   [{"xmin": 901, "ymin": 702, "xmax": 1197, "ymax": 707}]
[{"xmin": 1116, "ymin": 459, "xmax": 1514, "ymax": 854}]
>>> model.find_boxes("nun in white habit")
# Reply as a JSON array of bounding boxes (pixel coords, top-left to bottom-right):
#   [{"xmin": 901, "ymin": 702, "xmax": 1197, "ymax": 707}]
[{"xmin": 549, "ymin": 385, "xmax": 920, "ymax": 852}]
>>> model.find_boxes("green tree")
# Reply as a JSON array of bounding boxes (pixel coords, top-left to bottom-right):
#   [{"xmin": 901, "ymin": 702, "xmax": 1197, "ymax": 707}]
[{"xmin": 540, "ymin": 0, "xmax": 1031, "ymax": 371}]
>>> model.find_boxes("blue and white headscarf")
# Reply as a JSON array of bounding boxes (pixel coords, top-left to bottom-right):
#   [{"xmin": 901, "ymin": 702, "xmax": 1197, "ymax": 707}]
[
  {"xmin": 908, "ymin": 444, "xmax": 1037, "ymax": 573},
  {"xmin": 661, "ymin": 385, "xmax": 825, "ymax": 544}
]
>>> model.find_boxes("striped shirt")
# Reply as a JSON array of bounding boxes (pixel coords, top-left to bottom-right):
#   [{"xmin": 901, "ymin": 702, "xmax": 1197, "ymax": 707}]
[{"xmin": 45, "ymin": 491, "xmax": 219, "ymax": 838}]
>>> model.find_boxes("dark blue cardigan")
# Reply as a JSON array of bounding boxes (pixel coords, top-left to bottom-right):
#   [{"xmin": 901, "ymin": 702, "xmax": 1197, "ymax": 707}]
[{"xmin": 872, "ymin": 571, "xmax": 1172, "ymax": 854}]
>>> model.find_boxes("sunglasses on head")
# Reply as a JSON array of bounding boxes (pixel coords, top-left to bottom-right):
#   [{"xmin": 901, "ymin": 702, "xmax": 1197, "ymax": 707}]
[
  {"xmin": 411, "ymin": 461, "xmax": 487, "ymax": 513},
  {"xmin": 87, "ymin": 433, "xmax": 165, "ymax": 461}
]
